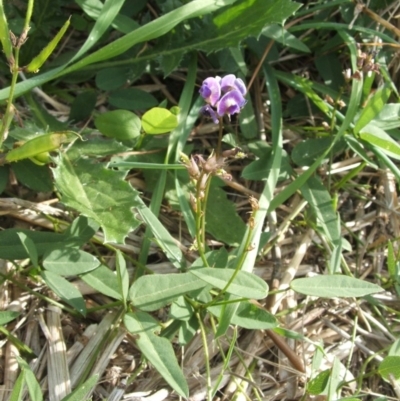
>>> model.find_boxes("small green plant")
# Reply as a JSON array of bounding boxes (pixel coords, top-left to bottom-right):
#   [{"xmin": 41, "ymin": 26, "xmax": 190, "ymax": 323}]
[{"xmin": 1, "ymin": 0, "xmax": 399, "ymax": 400}]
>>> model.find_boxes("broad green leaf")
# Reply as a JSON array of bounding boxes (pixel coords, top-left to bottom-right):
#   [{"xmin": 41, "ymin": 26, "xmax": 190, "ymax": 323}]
[
  {"xmin": 0, "ymin": 218, "xmax": 96, "ymax": 260},
  {"xmin": 291, "ymin": 138, "xmax": 335, "ymax": 167},
  {"xmin": 300, "ymin": 176, "xmax": 341, "ymax": 246},
  {"xmin": 67, "ymin": 137, "xmax": 128, "ymax": 160},
  {"xmin": 205, "ymin": 181, "xmax": 246, "ymax": 246},
  {"xmin": 208, "ymin": 301, "xmax": 277, "ymax": 330},
  {"xmin": 141, "ymin": 108, "xmax": 178, "ymax": 134},
  {"xmin": 41, "ymin": 271, "xmax": 86, "ymax": 315},
  {"xmin": 12, "ymin": 160, "xmax": 53, "ymax": 192},
  {"xmin": 94, "ymin": 110, "xmax": 141, "ymax": 140},
  {"xmin": 124, "ymin": 312, "xmax": 189, "ymax": 398},
  {"xmin": 129, "ymin": 273, "xmax": 206, "ymax": 311},
  {"xmin": 0, "ymin": 311, "xmax": 19, "ymax": 325},
  {"xmin": 170, "ymin": 297, "xmax": 194, "ymax": 321},
  {"xmin": 373, "ymin": 104, "xmax": 400, "ymax": 130},
  {"xmin": 69, "ymin": 90, "xmax": 97, "ymax": 122},
  {"xmin": 190, "ymin": 268, "xmax": 268, "ymax": 299},
  {"xmin": 291, "ymin": 275, "xmax": 383, "ymax": 298},
  {"xmin": 307, "ymin": 369, "xmax": 330, "ymax": 395},
  {"xmin": 8, "ymin": 369, "xmax": 25, "ymax": 401},
  {"xmin": 95, "ymin": 67, "xmax": 132, "ymax": 91},
  {"xmin": 17, "ymin": 232, "xmax": 38, "ymax": 267},
  {"xmin": 109, "ymin": 89, "xmax": 158, "ymax": 111},
  {"xmin": 43, "ymin": 249, "xmax": 100, "ymax": 276},
  {"xmin": 379, "ymin": 356, "xmax": 400, "ymax": 381},
  {"xmin": 354, "ymin": 85, "xmax": 392, "ymax": 134},
  {"xmin": 231, "ymin": 302, "xmax": 277, "ymax": 329},
  {"xmin": 136, "ymin": 198, "xmax": 183, "ymax": 269},
  {"xmin": 359, "ymin": 124, "xmax": 400, "ymax": 159},
  {"xmin": 262, "ymin": 24, "xmax": 310, "ymax": 53},
  {"xmin": 16, "ymin": 356, "xmax": 43, "ymax": 401},
  {"xmin": 81, "ymin": 264, "xmax": 121, "ymax": 300},
  {"xmin": 53, "ymin": 155, "xmax": 141, "ymax": 244},
  {"xmin": 116, "ymin": 250, "xmax": 129, "ymax": 306},
  {"xmin": 202, "ymin": 0, "xmax": 301, "ymax": 52},
  {"xmin": 60, "ymin": 374, "xmax": 99, "ymax": 401}
]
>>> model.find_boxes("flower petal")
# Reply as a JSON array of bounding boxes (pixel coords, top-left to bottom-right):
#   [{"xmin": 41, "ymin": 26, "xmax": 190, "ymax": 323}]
[
  {"xmin": 216, "ymin": 90, "xmax": 246, "ymax": 116},
  {"xmin": 220, "ymin": 75, "xmax": 247, "ymax": 96},
  {"xmin": 200, "ymin": 105, "xmax": 219, "ymax": 124},
  {"xmin": 199, "ymin": 77, "xmax": 221, "ymax": 106}
]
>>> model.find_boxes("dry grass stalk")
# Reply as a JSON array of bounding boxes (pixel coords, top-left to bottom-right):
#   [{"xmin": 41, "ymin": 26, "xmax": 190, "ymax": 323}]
[{"xmin": 39, "ymin": 306, "xmax": 71, "ymax": 400}]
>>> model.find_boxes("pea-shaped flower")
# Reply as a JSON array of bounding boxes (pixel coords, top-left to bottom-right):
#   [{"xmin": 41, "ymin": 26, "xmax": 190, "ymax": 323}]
[
  {"xmin": 216, "ymin": 89, "xmax": 246, "ymax": 117},
  {"xmin": 199, "ymin": 74, "xmax": 247, "ymax": 123},
  {"xmin": 199, "ymin": 77, "xmax": 221, "ymax": 106},
  {"xmin": 220, "ymin": 74, "xmax": 246, "ymax": 96}
]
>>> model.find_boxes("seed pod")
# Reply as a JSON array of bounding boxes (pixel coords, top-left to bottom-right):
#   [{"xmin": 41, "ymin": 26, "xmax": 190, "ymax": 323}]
[
  {"xmin": 25, "ymin": 17, "xmax": 70, "ymax": 73},
  {"xmin": 5, "ymin": 131, "xmax": 77, "ymax": 162}
]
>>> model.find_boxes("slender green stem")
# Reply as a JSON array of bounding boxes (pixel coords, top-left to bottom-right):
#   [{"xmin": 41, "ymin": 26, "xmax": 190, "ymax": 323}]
[
  {"xmin": 195, "ymin": 171, "xmax": 211, "ymax": 267},
  {"xmin": 216, "ymin": 118, "xmax": 223, "ymax": 157},
  {"xmin": 196, "ymin": 311, "xmax": 212, "ymax": 400}
]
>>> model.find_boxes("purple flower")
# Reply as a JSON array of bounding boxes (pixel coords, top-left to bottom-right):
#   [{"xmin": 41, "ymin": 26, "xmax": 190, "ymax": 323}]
[
  {"xmin": 200, "ymin": 104, "xmax": 219, "ymax": 124},
  {"xmin": 199, "ymin": 74, "xmax": 247, "ymax": 123},
  {"xmin": 220, "ymin": 74, "xmax": 247, "ymax": 96},
  {"xmin": 199, "ymin": 77, "xmax": 221, "ymax": 106},
  {"xmin": 216, "ymin": 89, "xmax": 246, "ymax": 117}
]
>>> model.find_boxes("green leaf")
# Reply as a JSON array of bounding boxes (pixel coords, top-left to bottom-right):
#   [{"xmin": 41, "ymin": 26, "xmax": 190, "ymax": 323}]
[
  {"xmin": 81, "ymin": 264, "xmax": 121, "ymax": 300},
  {"xmin": 262, "ymin": 24, "xmax": 310, "ymax": 53},
  {"xmin": 26, "ymin": 18, "xmax": 71, "ymax": 73},
  {"xmin": 0, "ymin": 217, "xmax": 96, "ymax": 260},
  {"xmin": 354, "ymin": 85, "xmax": 392, "ymax": 134},
  {"xmin": 116, "ymin": 250, "xmax": 129, "ymax": 306},
  {"xmin": 205, "ymin": 181, "xmax": 246, "ymax": 246},
  {"xmin": 379, "ymin": 356, "xmax": 400, "ymax": 381},
  {"xmin": 307, "ymin": 369, "xmax": 330, "ymax": 395},
  {"xmin": 41, "ymin": 271, "xmax": 87, "ymax": 315},
  {"xmin": 0, "ymin": 311, "xmax": 20, "ymax": 325},
  {"xmin": 67, "ymin": 137, "xmax": 128, "ymax": 160},
  {"xmin": 0, "ymin": 0, "xmax": 232, "ymax": 101},
  {"xmin": 129, "ymin": 273, "xmax": 206, "ymax": 311},
  {"xmin": 109, "ymin": 89, "xmax": 158, "ymax": 111},
  {"xmin": 291, "ymin": 275, "xmax": 383, "ymax": 298},
  {"xmin": 141, "ymin": 108, "xmax": 178, "ymax": 134},
  {"xmin": 190, "ymin": 268, "xmax": 268, "ymax": 299},
  {"xmin": 0, "ymin": 0, "xmax": 12, "ymax": 59},
  {"xmin": 372, "ymin": 104, "xmax": 400, "ymax": 130},
  {"xmin": 53, "ymin": 155, "xmax": 141, "ymax": 244},
  {"xmin": 16, "ymin": 356, "xmax": 43, "ymax": 401},
  {"xmin": 94, "ymin": 110, "xmax": 141, "ymax": 140},
  {"xmin": 300, "ymin": 176, "xmax": 341, "ymax": 246},
  {"xmin": 11, "ymin": 160, "xmax": 53, "ymax": 192},
  {"xmin": 8, "ymin": 369, "xmax": 25, "ymax": 401},
  {"xmin": 208, "ymin": 301, "xmax": 277, "ymax": 330},
  {"xmin": 124, "ymin": 312, "xmax": 189, "ymax": 398},
  {"xmin": 43, "ymin": 249, "xmax": 100, "ymax": 276},
  {"xmin": 60, "ymin": 374, "xmax": 99, "ymax": 401},
  {"xmin": 95, "ymin": 67, "xmax": 131, "ymax": 90},
  {"xmin": 359, "ymin": 124, "xmax": 400, "ymax": 159},
  {"xmin": 170, "ymin": 297, "xmax": 194, "ymax": 321},
  {"xmin": 291, "ymin": 138, "xmax": 335, "ymax": 167},
  {"xmin": 69, "ymin": 90, "xmax": 97, "ymax": 122},
  {"xmin": 204, "ymin": 0, "xmax": 301, "ymax": 52},
  {"xmin": 136, "ymin": 198, "xmax": 184, "ymax": 269},
  {"xmin": 17, "ymin": 232, "xmax": 38, "ymax": 267},
  {"xmin": 76, "ymin": 0, "xmax": 138, "ymax": 34}
]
